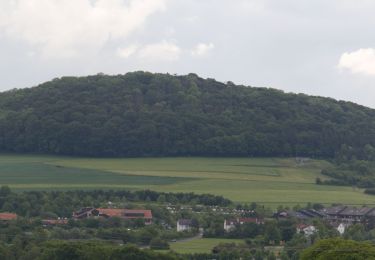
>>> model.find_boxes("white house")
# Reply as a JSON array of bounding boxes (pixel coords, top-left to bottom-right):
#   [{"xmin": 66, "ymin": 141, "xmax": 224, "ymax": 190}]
[
  {"xmin": 296, "ymin": 224, "xmax": 317, "ymax": 237},
  {"xmin": 336, "ymin": 223, "xmax": 349, "ymax": 235},
  {"xmin": 177, "ymin": 219, "xmax": 193, "ymax": 232}
]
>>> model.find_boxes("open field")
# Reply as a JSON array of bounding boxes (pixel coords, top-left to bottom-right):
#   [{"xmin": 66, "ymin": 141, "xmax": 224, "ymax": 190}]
[
  {"xmin": 0, "ymin": 155, "xmax": 375, "ymax": 206},
  {"xmin": 169, "ymin": 238, "xmax": 245, "ymax": 254}
]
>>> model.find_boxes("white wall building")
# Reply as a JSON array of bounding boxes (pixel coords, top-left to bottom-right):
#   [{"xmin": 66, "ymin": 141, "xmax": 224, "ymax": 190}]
[{"xmin": 177, "ymin": 219, "xmax": 193, "ymax": 232}]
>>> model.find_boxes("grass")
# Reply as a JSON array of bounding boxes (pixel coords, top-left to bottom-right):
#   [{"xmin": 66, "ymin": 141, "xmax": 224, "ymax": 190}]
[
  {"xmin": 1, "ymin": 154, "xmax": 375, "ymax": 206},
  {"xmin": 169, "ymin": 238, "xmax": 245, "ymax": 254}
]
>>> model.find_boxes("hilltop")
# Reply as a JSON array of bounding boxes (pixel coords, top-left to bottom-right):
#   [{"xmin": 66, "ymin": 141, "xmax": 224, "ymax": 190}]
[{"xmin": 0, "ymin": 72, "xmax": 374, "ymax": 157}]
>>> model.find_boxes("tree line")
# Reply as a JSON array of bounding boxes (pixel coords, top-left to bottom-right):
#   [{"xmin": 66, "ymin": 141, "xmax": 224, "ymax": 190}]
[{"xmin": 0, "ymin": 187, "xmax": 231, "ymax": 218}]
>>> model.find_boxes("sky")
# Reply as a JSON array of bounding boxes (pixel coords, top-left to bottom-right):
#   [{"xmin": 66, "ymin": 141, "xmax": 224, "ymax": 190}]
[{"xmin": 1, "ymin": 0, "xmax": 375, "ymax": 107}]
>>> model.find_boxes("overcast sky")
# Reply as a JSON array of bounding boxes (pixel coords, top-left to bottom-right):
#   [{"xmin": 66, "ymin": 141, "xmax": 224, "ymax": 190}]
[{"xmin": 1, "ymin": 0, "xmax": 375, "ymax": 107}]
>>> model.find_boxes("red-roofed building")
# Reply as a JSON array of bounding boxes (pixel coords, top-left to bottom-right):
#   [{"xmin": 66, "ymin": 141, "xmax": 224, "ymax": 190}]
[
  {"xmin": 296, "ymin": 224, "xmax": 317, "ymax": 237},
  {"xmin": 0, "ymin": 212, "xmax": 17, "ymax": 221},
  {"xmin": 73, "ymin": 208, "xmax": 152, "ymax": 225},
  {"xmin": 96, "ymin": 208, "xmax": 124, "ymax": 218}
]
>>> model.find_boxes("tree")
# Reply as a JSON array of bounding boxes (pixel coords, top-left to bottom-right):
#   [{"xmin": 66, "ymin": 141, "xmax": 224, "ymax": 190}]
[
  {"xmin": 301, "ymin": 238, "xmax": 375, "ymax": 260},
  {"xmin": 149, "ymin": 238, "xmax": 169, "ymax": 250},
  {"xmin": 0, "ymin": 186, "xmax": 11, "ymax": 197},
  {"xmin": 264, "ymin": 222, "xmax": 281, "ymax": 245},
  {"xmin": 2, "ymin": 71, "xmax": 375, "ymax": 161}
]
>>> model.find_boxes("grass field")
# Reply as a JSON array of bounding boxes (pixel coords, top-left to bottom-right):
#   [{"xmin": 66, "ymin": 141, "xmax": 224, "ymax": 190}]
[
  {"xmin": 1, "ymin": 154, "xmax": 375, "ymax": 206},
  {"xmin": 169, "ymin": 238, "xmax": 245, "ymax": 254}
]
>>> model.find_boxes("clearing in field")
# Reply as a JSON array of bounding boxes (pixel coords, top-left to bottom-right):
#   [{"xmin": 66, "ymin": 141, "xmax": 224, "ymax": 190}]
[{"xmin": 0, "ymin": 155, "xmax": 375, "ymax": 206}]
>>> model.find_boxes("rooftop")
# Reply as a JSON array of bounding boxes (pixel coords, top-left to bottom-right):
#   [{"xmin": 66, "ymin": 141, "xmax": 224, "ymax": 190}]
[
  {"xmin": 0, "ymin": 212, "xmax": 17, "ymax": 221},
  {"xmin": 178, "ymin": 219, "xmax": 193, "ymax": 225},
  {"xmin": 338, "ymin": 207, "xmax": 374, "ymax": 216}
]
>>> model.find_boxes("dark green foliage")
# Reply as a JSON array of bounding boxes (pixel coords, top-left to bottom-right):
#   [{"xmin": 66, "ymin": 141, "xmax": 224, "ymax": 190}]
[
  {"xmin": 318, "ymin": 144, "xmax": 375, "ymax": 188},
  {"xmin": 149, "ymin": 237, "xmax": 170, "ymax": 250},
  {"xmin": 0, "ymin": 240, "xmax": 177, "ymax": 260},
  {"xmin": 221, "ymin": 223, "xmax": 264, "ymax": 239},
  {"xmin": 320, "ymin": 159, "xmax": 375, "ymax": 188},
  {"xmin": 365, "ymin": 188, "xmax": 375, "ymax": 195},
  {"xmin": 300, "ymin": 238, "xmax": 375, "ymax": 260},
  {"xmin": 1, "ymin": 72, "xmax": 375, "ymax": 158},
  {"xmin": 37, "ymin": 241, "xmax": 179, "ymax": 260}
]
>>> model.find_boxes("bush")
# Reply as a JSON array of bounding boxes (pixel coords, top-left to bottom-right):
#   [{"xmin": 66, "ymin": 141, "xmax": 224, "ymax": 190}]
[{"xmin": 149, "ymin": 238, "xmax": 170, "ymax": 250}]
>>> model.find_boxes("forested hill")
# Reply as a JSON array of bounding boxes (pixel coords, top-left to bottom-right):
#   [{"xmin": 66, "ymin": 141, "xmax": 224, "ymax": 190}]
[{"xmin": 0, "ymin": 71, "xmax": 375, "ymax": 158}]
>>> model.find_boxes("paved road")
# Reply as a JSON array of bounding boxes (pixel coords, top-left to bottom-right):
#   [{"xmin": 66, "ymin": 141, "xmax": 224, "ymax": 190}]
[{"xmin": 172, "ymin": 231, "xmax": 203, "ymax": 243}]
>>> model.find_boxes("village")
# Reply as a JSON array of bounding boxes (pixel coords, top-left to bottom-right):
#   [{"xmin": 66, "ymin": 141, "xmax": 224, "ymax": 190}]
[
  {"xmin": 0, "ymin": 187, "xmax": 374, "ymax": 258},
  {"xmin": 1, "ymin": 203, "xmax": 374, "ymax": 241}
]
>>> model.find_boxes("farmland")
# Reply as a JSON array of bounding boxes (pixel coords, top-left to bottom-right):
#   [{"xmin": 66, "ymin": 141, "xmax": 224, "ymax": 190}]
[{"xmin": 0, "ymin": 155, "xmax": 374, "ymax": 206}]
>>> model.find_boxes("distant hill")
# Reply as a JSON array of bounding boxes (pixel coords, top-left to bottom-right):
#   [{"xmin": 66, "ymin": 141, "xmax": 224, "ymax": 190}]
[{"xmin": 0, "ymin": 71, "xmax": 375, "ymax": 157}]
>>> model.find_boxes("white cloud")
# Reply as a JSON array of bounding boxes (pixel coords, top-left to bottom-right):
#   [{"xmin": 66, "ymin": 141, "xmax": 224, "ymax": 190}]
[
  {"xmin": 0, "ymin": 0, "xmax": 167, "ymax": 58},
  {"xmin": 184, "ymin": 16, "xmax": 199, "ymax": 23},
  {"xmin": 338, "ymin": 48, "xmax": 375, "ymax": 76},
  {"xmin": 191, "ymin": 43, "xmax": 214, "ymax": 56},
  {"xmin": 138, "ymin": 41, "xmax": 181, "ymax": 62},
  {"xmin": 117, "ymin": 45, "xmax": 139, "ymax": 58}
]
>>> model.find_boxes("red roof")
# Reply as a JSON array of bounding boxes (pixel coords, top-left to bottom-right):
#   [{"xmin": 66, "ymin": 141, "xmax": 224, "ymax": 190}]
[
  {"xmin": 96, "ymin": 208, "xmax": 152, "ymax": 219},
  {"xmin": 0, "ymin": 213, "xmax": 17, "ymax": 220},
  {"xmin": 97, "ymin": 208, "xmax": 124, "ymax": 218},
  {"xmin": 124, "ymin": 209, "xmax": 152, "ymax": 219},
  {"xmin": 296, "ymin": 223, "xmax": 308, "ymax": 229}
]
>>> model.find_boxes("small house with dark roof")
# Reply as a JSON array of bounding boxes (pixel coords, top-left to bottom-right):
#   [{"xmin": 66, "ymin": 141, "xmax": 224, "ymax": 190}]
[
  {"xmin": 320, "ymin": 205, "xmax": 346, "ymax": 219},
  {"xmin": 177, "ymin": 219, "xmax": 193, "ymax": 232}
]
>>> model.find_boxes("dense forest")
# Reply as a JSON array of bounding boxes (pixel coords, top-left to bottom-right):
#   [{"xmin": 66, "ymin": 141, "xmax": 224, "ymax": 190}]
[{"xmin": 1, "ymin": 71, "xmax": 375, "ymax": 158}]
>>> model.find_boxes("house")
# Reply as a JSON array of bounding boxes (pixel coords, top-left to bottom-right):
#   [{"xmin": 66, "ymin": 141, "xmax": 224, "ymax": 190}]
[
  {"xmin": 296, "ymin": 224, "xmax": 317, "ymax": 237},
  {"xmin": 122, "ymin": 209, "xmax": 153, "ymax": 225},
  {"xmin": 331, "ymin": 222, "xmax": 350, "ymax": 235},
  {"xmin": 0, "ymin": 212, "xmax": 17, "ymax": 221},
  {"xmin": 224, "ymin": 218, "xmax": 264, "ymax": 232},
  {"xmin": 72, "ymin": 208, "xmax": 152, "ymax": 225},
  {"xmin": 337, "ymin": 207, "xmax": 374, "ymax": 223},
  {"xmin": 320, "ymin": 206, "xmax": 375, "ymax": 223},
  {"xmin": 177, "ymin": 219, "xmax": 193, "ymax": 232},
  {"xmin": 72, "ymin": 207, "xmax": 96, "ymax": 219}
]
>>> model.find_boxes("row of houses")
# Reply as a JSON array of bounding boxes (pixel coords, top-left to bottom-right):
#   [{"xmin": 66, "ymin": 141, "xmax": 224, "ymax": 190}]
[
  {"xmin": 277, "ymin": 205, "xmax": 375, "ymax": 224},
  {"xmin": 274, "ymin": 205, "xmax": 375, "ymax": 235},
  {"xmin": 320, "ymin": 206, "xmax": 375, "ymax": 223}
]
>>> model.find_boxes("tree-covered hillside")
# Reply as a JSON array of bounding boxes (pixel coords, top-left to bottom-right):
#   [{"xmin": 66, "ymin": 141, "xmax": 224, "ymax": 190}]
[{"xmin": 1, "ymin": 72, "xmax": 375, "ymax": 157}]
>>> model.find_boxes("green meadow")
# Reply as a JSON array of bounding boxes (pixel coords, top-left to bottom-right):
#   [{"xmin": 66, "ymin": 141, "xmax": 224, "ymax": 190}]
[
  {"xmin": 0, "ymin": 155, "xmax": 375, "ymax": 206},
  {"xmin": 169, "ymin": 238, "xmax": 245, "ymax": 254}
]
